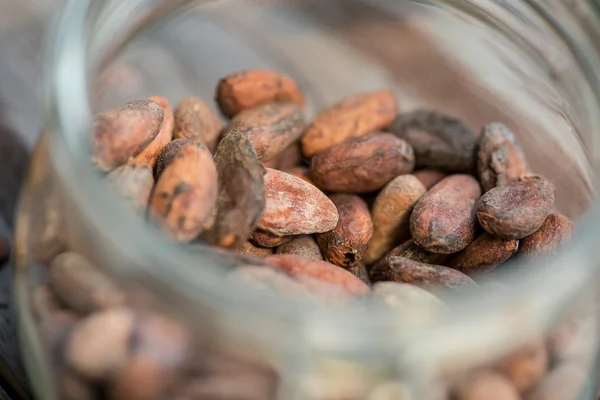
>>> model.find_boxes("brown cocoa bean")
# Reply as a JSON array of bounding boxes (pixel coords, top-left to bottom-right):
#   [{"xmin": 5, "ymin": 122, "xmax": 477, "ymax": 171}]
[
  {"xmin": 283, "ymin": 166, "xmax": 314, "ymax": 185},
  {"xmin": 477, "ymin": 174, "xmax": 555, "ymax": 240},
  {"xmin": 266, "ymin": 254, "xmax": 370, "ymax": 303},
  {"xmin": 454, "ymin": 371, "xmax": 520, "ymax": 400},
  {"xmin": 410, "ymin": 174, "xmax": 481, "ymax": 254},
  {"xmin": 223, "ymin": 103, "xmax": 306, "ymax": 161},
  {"xmin": 315, "ymin": 194, "xmax": 373, "ymax": 267},
  {"xmin": 389, "ymin": 110, "xmax": 477, "ymax": 173},
  {"xmin": 149, "ymin": 141, "xmax": 218, "ymax": 242},
  {"xmin": 155, "ymin": 138, "xmax": 192, "ymax": 178},
  {"xmin": 65, "ymin": 307, "xmax": 135, "ymax": 381},
  {"xmin": 301, "ymin": 90, "xmax": 397, "ymax": 157},
  {"xmin": 276, "ymin": 235, "xmax": 323, "ymax": 260},
  {"xmin": 257, "ymin": 169, "xmax": 338, "ymax": 236},
  {"xmin": 173, "ymin": 97, "xmax": 222, "ymax": 151},
  {"xmin": 202, "ymin": 130, "xmax": 265, "ymax": 248},
  {"xmin": 250, "ymin": 230, "xmax": 293, "ymax": 248},
  {"xmin": 477, "ymin": 122, "xmax": 529, "ymax": 192},
  {"xmin": 386, "ymin": 257, "xmax": 477, "ymax": 292},
  {"xmin": 216, "ymin": 69, "xmax": 304, "ymax": 118},
  {"xmin": 519, "ymin": 213, "xmax": 574, "ymax": 260},
  {"xmin": 526, "ymin": 362, "xmax": 586, "ymax": 400},
  {"xmin": 346, "ymin": 262, "xmax": 371, "ymax": 286},
  {"xmin": 447, "ymin": 233, "xmax": 518, "ymax": 277},
  {"xmin": 91, "ymin": 100, "xmax": 164, "ymax": 171},
  {"xmin": 234, "ymin": 241, "xmax": 273, "ymax": 258},
  {"xmin": 49, "ymin": 252, "xmax": 124, "ymax": 314},
  {"xmin": 107, "ymin": 162, "xmax": 154, "ymax": 212},
  {"xmin": 499, "ymin": 338, "xmax": 548, "ymax": 393},
  {"xmin": 60, "ymin": 372, "xmax": 98, "ymax": 400},
  {"xmin": 132, "ymin": 96, "xmax": 174, "ymax": 169},
  {"xmin": 310, "ymin": 133, "xmax": 415, "ymax": 193},
  {"xmin": 413, "ymin": 169, "xmax": 447, "ymax": 189},
  {"xmin": 364, "ymin": 175, "xmax": 426, "ymax": 264},
  {"xmin": 370, "ymin": 240, "xmax": 448, "ymax": 283},
  {"xmin": 272, "ymin": 141, "xmax": 302, "ymax": 171}
]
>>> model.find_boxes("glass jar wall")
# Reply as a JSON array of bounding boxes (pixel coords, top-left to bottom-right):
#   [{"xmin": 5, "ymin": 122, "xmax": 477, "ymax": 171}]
[{"xmin": 14, "ymin": 0, "xmax": 600, "ymax": 399}]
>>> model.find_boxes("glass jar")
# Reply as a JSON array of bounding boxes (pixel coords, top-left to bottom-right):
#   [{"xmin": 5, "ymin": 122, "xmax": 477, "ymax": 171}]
[{"xmin": 13, "ymin": 0, "xmax": 600, "ymax": 399}]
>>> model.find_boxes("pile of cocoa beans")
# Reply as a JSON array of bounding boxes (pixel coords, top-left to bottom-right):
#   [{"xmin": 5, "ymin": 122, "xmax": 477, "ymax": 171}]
[{"xmin": 29, "ymin": 69, "xmax": 590, "ymax": 400}]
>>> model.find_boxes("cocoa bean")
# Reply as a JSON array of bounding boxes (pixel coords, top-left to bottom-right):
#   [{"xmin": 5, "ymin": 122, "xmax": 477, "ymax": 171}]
[
  {"xmin": 173, "ymin": 97, "xmax": 222, "ymax": 151},
  {"xmin": 386, "ymin": 257, "xmax": 477, "ymax": 292},
  {"xmin": 447, "ymin": 233, "xmax": 518, "ymax": 278},
  {"xmin": 133, "ymin": 96, "xmax": 174, "ymax": 169},
  {"xmin": 276, "ymin": 235, "xmax": 323, "ymax": 260},
  {"xmin": 519, "ymin": 213, "xmax": 574, "ymax": 260}
]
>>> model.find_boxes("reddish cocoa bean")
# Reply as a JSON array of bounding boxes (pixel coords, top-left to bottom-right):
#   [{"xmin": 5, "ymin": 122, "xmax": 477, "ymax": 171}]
[
  {"xmin": 234, "ymin": 241, "xmax": 273, "ymax": 258},
  {"xmin": 223, "ymin": 103, "xmax": 306, "ymax": 161},
  {"xmin": 173, "ymin": 97, "xmax": 222, "ymax": 151},
  {"xmin": 499, "ymin": 338, "xmax": 548, "ymax": 393},
  {"xmin": 216, "ymin": 69, "xmax": 305, "ymax": 118},
  {"xmin": 389, "ymin": 110, "xmax": 477, "ymax": 173},
  {"xmin": 251, "ymin": 230, "xmax": 293, "ymax": 248},
  {"xmin": 91, "ymin": 100, "xmax": 163, "ymax": 171},
  {"xmin": 477, "ymin": 122, "xmax": 529, "ymax": 192},
  {"xmin": 301, "ymin": 90, "xmax": 398, "ymax": 157},
  {"xmin": 413, "ymin": 169, "xmax": 447, "ymax": 189},
  {"xmin": 65, "ymin": 307, "xmax": 135, "ymax": 381},
  {"xmin": 257, "ymin": 169, "xmax": 338, "ymax": 236},
  {"xmin": 370, "ymin": 240, "xmax": 449, "ymax": 283},
  {"xmin": 107, "ymin": 162, "xmax": 154, "ymax": 212},
  {"xmin": 310, "ymin": 133, "xmax": 415, "ymax": 193},
  {"xmin": 519, "ymin": 213, "xmax": 574, "ymax": 260},
  {"xmin": 149, "ymin": 142, "xmax": 218, "ymax": 242},
  {"xmin": 133, "ymin": 96, "xmax": 174, "ymax": 169},
  {"xmin": 315, "ymin": 194, "xmax": 373, "ymax": 267},
  {"xmin": 477, "ymin": 174, "xmax": 555, "ymax": 240},
  {"xmin": 448, "ymin": 233, "xmax": 518, "ymax": 277},
  {"xmin": 276, "ymin": 235, "xmax": 323, "ymax": 260},
  {"xmin": 364, "ymin": 175, "xmax": 426, "ymax": 264},
  {"xmin": 266, "ymin": 254, "xmax": 370, "ymax": 304},
  {"xmin": 50, "ymin": 252, "xmax": 124, "ymax": 314},
  {"xmin": 386, "ymin": 257, "xmax": 477, "ymax": 292},
  {"xmin": 202, "ymin": 130, "xmax": 265, "ymax": 248},
  {"xmin": 410, "ymin": 175, "xmax": 481, "ymax": 254}
]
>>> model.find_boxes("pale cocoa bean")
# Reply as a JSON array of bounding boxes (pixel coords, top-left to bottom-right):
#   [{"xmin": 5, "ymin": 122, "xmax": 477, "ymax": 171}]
[
  {"xmin": 257, "ymin": 169, "xmax": 338, "ymax": 236},
  {"xmin": 65, "ymin": 307, "xmax": 135, "ymax": 381},
  {"xmin": 276, "ymin": 235, "xmax": 323, "ymax": 260},
  {"xmin": 107, "ymin": 162, "xmax": 154, "ymax": 212},
  {"xmin": 310, "ymin": 133, "xmax": 414, "ymax": 193},
  {"xmin": 477, "ymin": 174, "xmax": 555, "ymax": 240},
  {"xmin": 49, "ymin": 252, "xmax": 124, "ymax": 314},
  {"xmin": 302, "ymin": 90, "xmax": 397, "ymax": 157},
  {"xmin": 410, "ymin": 175, "xmax": 481, "ymax": 254},
  {"xmin": 372, "ymin": 282, "xmax": 444, "ymax": 312},
  {"xmin": 364, "ymin": 175, "xmax": 426, "ymax": 264}
]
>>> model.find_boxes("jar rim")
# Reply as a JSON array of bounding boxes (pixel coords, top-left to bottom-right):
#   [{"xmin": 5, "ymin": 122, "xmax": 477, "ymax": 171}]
[{"xmin": 45, "ymin": 0, "xmax": 600, "ymax": 368}]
